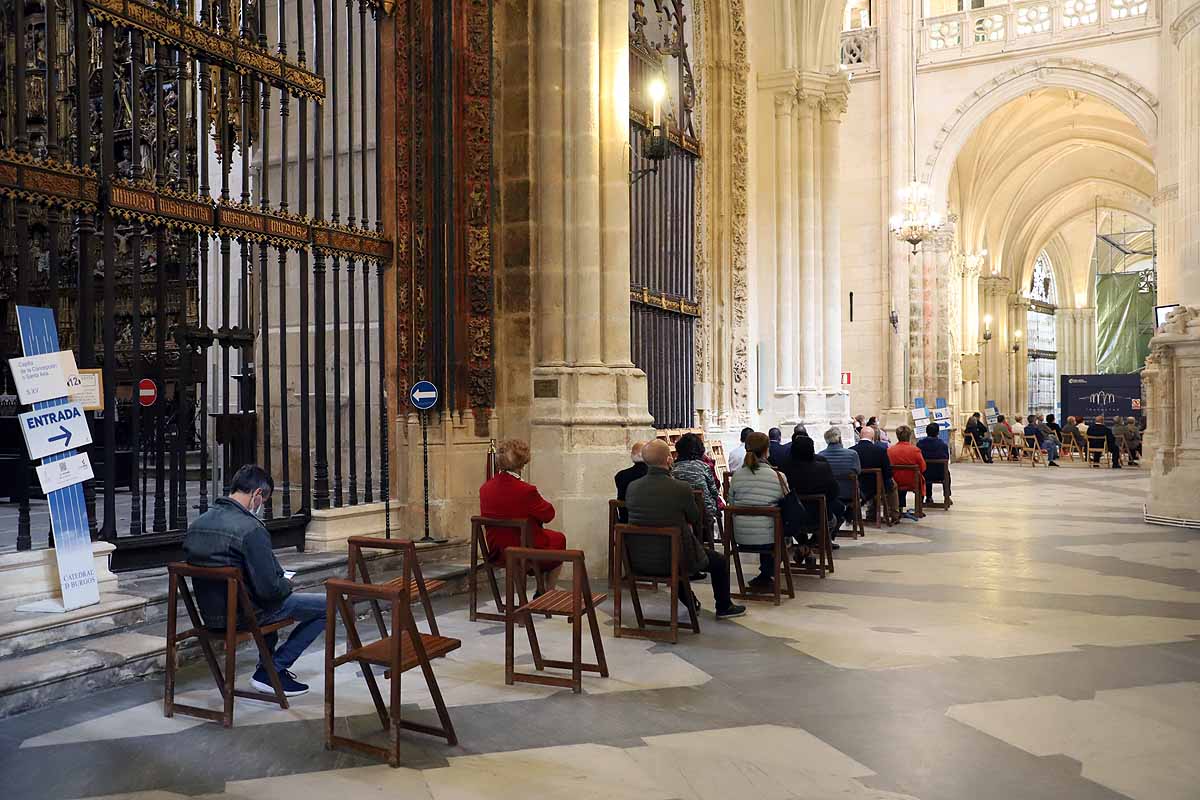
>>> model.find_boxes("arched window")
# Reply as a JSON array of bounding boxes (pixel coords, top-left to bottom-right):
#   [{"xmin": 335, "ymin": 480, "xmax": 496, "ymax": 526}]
[{"xmin": 1025, "ymin": 251, "xmax": 1058, "ymax": 417}]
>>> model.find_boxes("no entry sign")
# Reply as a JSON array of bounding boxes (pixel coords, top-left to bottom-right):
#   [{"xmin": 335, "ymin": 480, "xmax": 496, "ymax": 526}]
[{"xmin": 138, "ymin": 378, "xmax": 158, "ymax": 407}]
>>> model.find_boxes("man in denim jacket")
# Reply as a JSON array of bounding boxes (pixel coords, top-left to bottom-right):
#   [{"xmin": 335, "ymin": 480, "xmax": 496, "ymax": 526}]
[{"xmin": 183, "ymin": 464, "xmax": 324, "ymax": 696}]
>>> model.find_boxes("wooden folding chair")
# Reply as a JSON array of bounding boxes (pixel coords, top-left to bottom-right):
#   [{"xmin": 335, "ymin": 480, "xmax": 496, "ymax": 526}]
[
  {"xmin": 504, "ymin": 548, "xmax": 608, "ymax": 694},
  {"xmin": 324, "ymin": 577, "xmax": 459, "ymax": 767},
  {"xmin": 469, "ymin": 516, "xmax": 544, "ymax": 622},
  {"xmin": 723, "ymin": 505, "xmax": 796, "ymax": 605},
  {"xmin": 891, "ymin": 465, "xmax": 924, "ymax": 518},
  {"xmin": 924, "ymin": 459, "xmax": 951, "ymax": 510},
  {"xmin": 608, "ymin": 499, "xmax": 658, "ymax": 592},
  {"xmin": 860, "ymin": 467, "xmax": 884, "ymax": 528},
  {"xmin": 612, "ymin": 523, "xmax": 700, "ymax": 643},
  {"xmin": 164, "ymin": 563, "xmax": 296, "ymax": 727},
  {"xmin": 1023, "ymin": 435, "xmax": 1045, "ymax": 466},
  {"xmin": 992, "ymin": 435, "xmax": 1010, "ymax": 461},
  {"xmin": 792, "ymin": 494, "xmax": 833, "ymax": 576},
  {"xmin": 347, "ymin": 536, "xmax": 444, "ymax": 636},
  {"xmin": 843, "ymin": 471, "xmax": 865, "ymax": 538},
  {"xmin": 962, "ymin": 433, "xmax": 985, "ymax": 463},
  {"xmin": 1059, "ymin": 434, "xmax": 1079, "ymax": 462},
  {"xmin": 1087, "ymin": 435, "xmax": 1113, "ymax": 468}
]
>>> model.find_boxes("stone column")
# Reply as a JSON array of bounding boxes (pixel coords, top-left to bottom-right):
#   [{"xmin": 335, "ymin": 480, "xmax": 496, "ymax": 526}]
[
  {"xmin": 797, "ymin": 91, "xmax": 820, "ymax": 394},
  {"xmin": 821, "ymin": 87, "xmax": 849, "ymax": 421},
  {"xmin": 774, "ymin": 90, "xmax": 798, "ymax": 390},
  {"xmin": 978, "ymin": 276, "xmax": 1010, "ymax": 412},
  {"xmin": 1008, "ymin": 293, "xmax": 1027, "ymax": 415},
  {"xmin": 1145, "ymin": 308, "xmax": 1200, "ymax": 526},
  {"xmin": 1170, "ymin": 2, "xmax": 1200, "ymax": 306},
  {"xmin": 960, "ymin": 255, "xmax": 983, "ymax": 413},
  {"xmin": 529, "ymin": 0, "xmax": 653, "ymax": 574}
]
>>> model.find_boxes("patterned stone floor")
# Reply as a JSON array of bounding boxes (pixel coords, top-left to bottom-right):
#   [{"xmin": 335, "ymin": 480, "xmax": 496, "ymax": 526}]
[{"xmin": 2, "ymin": 462, "xmax": 1198, "ymax": 800}]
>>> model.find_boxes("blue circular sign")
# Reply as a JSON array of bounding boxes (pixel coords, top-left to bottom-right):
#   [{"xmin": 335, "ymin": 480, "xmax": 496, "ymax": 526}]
[{"xmin": 409, "ymin": 380, "xmax": 439, "ymax": 410}]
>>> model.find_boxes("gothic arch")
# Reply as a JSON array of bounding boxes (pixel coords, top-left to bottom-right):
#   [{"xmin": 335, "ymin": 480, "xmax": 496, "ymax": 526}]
[{"xmin": 923, "ymin": 57, "xmax": 1159, "ymax": 207}]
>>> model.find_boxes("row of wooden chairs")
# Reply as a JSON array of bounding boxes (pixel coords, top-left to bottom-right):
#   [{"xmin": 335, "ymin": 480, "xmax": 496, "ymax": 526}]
[{"xmin": 963, "ymin": 431, "xmax": 1127, "ymax": 467}]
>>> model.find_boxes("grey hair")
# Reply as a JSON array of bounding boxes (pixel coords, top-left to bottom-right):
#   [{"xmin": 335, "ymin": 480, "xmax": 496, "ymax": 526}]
[{"xmin": 823, "ymin": 427, "xmax": 842, "ymax": 445}]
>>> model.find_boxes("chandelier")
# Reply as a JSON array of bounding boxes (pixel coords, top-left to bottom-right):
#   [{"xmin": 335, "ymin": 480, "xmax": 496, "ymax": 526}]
[{"xmin": 889, "ymin": 181, "xmax": 942, "ymax": 254}]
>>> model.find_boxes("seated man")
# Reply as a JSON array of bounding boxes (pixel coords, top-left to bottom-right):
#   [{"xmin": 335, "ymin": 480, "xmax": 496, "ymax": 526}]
[
  {"xmin": 991, "ymin": 414, "xmax": 1015, "ymax": 459},
  {"xmin": 964, "ymin": 412, "xmax": 993, "ymax": 462},
  {"xmin": 1060, "ymin": 416, "xmax": 1083, "ymax": 450},
  {"xmin": 183, "ymin": 465, "xmax": 322, "ymax": 697},
  {"xmin": 1024, "ymin": 414, "xmax": 1060, "ymax": 466},
  {"xmin": 1088, "ymin": 416, "xmax": 1120, "ymax": 468},
  {"xmin": 725, "ymin": 427, "xmax": 754, "ymax": 475},
  {"xmin": 767, "ymin": 427, "xmax": 789, "ymax": 469},
  {"xmin": 851, "ymin": 425, "xmax": 894, "ymax": 518},
  {"xmin": 916, "ymin": 422, "xmax": 952, "ymax": 505},
  {"xmin": 818, "ymin": 427, "xmax": 860, "ymax": 530},
  {"xmin": 887, "ymin": 425, "xmax": 926, "ymax": 515},
  {"xmin": 614, "ymin": 441, "xmax": 648, "ymax": 522},
  {"xmin": 480, "ymin": 439, "xmax": 568, "ymax": 589},
  {"xmin": 1123, "ymin": 416, "xmax": 1142, "ymax": 465},
  {"xmin": 625, "ymin": 440, "xmax": 746, "ymax": 619}
]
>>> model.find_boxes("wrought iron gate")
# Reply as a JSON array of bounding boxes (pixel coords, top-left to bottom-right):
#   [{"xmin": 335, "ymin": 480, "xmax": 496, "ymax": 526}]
[
  {"xmin": 628, "ymin": 0, "xmax": 700, "ymax": 430},
  {"xmin": 1, "ymin": 0, "xmax": 392, "ymax": 568}
]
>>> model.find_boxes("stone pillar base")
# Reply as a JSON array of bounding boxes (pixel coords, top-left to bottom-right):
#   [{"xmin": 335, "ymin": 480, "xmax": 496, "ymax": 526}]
[
  {"xmin": 0, "ymin": 542, "xmax": 118, "ymax": 604},
  {"xmin": 306, "ymin": 502, "xmax": 390, "ymax": 553}
]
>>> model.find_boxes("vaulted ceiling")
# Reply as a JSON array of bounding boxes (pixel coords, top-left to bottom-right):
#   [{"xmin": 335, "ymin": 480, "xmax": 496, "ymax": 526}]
[{"xmin": 947, "ymin": 88, "xmax": 1155, "ymax": 308}]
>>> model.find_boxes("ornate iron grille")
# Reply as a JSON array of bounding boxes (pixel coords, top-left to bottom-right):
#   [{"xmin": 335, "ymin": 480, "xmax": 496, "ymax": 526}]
[{"xmin": 1, "ymin": 0, "xmax": 393, "ymax": 568}]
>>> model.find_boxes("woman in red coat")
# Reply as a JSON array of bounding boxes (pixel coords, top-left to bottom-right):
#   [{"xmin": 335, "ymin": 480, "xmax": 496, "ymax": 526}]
[{"xmin": 478, "ymin": 439, "xmax": 566, "ymax": 588}]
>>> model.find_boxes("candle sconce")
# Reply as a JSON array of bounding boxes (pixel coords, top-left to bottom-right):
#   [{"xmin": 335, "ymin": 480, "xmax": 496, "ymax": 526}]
[{"xmin": 631, "ymin": 77, "xmax": 669, "ymax": 184}]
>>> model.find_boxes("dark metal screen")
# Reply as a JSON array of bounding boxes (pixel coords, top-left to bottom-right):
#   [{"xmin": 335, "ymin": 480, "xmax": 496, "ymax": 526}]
[
  {"xmin": 628, "ymin": 0, "xmax": 699, "ymax": 430},
  {"xmin": 1, "ymin": 0, "xmax": 392, "ymax": 568}
]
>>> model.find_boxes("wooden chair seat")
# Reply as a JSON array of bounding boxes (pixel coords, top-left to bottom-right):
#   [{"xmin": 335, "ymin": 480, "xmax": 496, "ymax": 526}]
[
  {"xmin": 183, "ymin": 616, "xmax": 296, "ymax": 644},
  {"xmin": 335, "ymin": 631, "xmax": 462, "ymax": 671},
  {"xmin": 470, "ymin": 516, "xmax": 545, "ymax": 622},
  {"xmin": 526, "ymin": 588, "xmax": 608, "ymax": 615},
  {"xmin": 348, "ymin": 536, "xmax": 444, "ymax": 637},
  {"xmin": 384, "ymin": 576, "xmax": 447, "ymax": 597}
]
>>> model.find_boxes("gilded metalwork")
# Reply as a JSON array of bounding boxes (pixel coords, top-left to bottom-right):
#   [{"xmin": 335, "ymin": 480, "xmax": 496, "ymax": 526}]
[
  {"xmin": 86, "ymin": 0, "xmax": 327, "ymax": 100},
  {"xmin": 631, "ymin": 286, "xmax": 701, "ymax": 317},
  {"xmin": 0, "ymin": 150, "xmax": 100, "ymax": 209}
]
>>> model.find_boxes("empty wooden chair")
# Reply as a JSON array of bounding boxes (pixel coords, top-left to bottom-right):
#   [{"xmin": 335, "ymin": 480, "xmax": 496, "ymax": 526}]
[
  {"xmin": 347, "ymin": 536, "xmax": 445, "ymax": 636},
  {"xmin": 723, "ymin": 505, "xmax": 796, "ymax": 605},
  {"xmin": 164, "ymin": 563, "xmax": 296, "ymax": 728},
  {"xmin": 469, "ymin": 515, "xmax": 543, "ymax": 622},
  {"xmin": 504, "ymin": 548, "xmax": 608, "ymax": 694},
  {"xmin": 612, "ymin": 523, "xmax": 700, "ymax": 643},
  {"xmin": 924, "ymin": 459, "xmax": 951, "ymax": 510},
  {"xmin": 323, "ymin": 576, "xmax": 459, "ymax": 767}
]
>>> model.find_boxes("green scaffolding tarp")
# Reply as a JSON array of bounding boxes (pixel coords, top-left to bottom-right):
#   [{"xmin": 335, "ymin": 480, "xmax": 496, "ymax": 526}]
[{"xmin": 1096, "ymin": 272, "xmax": 1154, "ymax": 374}]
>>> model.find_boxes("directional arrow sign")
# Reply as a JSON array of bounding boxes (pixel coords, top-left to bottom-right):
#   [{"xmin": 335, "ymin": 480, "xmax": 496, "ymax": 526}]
[
  {"xmin": 18, "ymin": 401, "xmax": 93, "ymax": 460},
  {"xmin": 409, "ymin": 380, "xmax": 439, "ymax": 411}
]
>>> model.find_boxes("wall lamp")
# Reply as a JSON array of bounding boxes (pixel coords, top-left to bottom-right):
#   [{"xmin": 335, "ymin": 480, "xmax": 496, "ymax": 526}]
[
  {"xmin": 631, "ymin": 76, "xmax": 669, "ymax": 185},
  {"xmin": 889, "ymin": 309, "xmax": 899, "ymax": 332},
  {"xmin": 1011, "ymin": 328, "xmax": 1022, "ymax": 353},
  {"xmin": 982, "ymin": 313, "xmax": 993, "ymax": 343}
]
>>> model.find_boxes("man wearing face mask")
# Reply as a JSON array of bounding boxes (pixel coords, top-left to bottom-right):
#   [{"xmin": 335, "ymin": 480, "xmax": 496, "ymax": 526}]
[{"xmin": 183, "ymin": 464, "xmax": 324, "ymax": 696}]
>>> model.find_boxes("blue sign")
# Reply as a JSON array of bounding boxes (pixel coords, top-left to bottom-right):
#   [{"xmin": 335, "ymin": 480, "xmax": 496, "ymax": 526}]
[
  {"xmin": 15, "ymin": 306, "xmax": 99, "ymax": 610},
  {"xmin": 409, "ymin": 380, "xmax": 439, "ymax": 411}
]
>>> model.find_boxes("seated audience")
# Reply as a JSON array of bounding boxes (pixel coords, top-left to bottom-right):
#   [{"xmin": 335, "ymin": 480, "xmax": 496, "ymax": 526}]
[
  {"xmin": 671, "ymin": 433, "xmax": 722, "ymax": 542},
  {"xmin": 1044, "ymin": 413, "xmax": 1063, "ymax": 439},
  {"xmin": 853, "ymin": 414, "xmax": 866, "ymax": 440},
  {"xmin": 726, "ymin": 427, "xmax": 754, "ymax": 474},
  {"xmin": 783, "ymin": 435, "xmax": 843, "ymax": 549},
  {"xmin": 614, "ymin": 441, "xmax": 649, "ymax": 522},
  {"xmin": 1088, "ymin": 416, "xmax": 1120, "ymax": 468},
  {"xmin": 625, "ymin": 440, "xmax": 746, "ymax": 619},
  {"xmin": 1061, "ymin": 416, "xmax": 1083, "ymax": 449},
  {"xmin": 887, "ymin": 425, "xmax": 926, "ymax": 514},
  {"xmin": 1024, "ymin": 414, "xmax": 1061, "ymax": 466},
  {"xmin": 818, "ymin": 427, "xmax": 861, "ymax": 529},
  {"xmin": 1123, "ymin": 417, "xmax": 1142, "ymax": 465},
  {"xmin": 917, "ymin": 422, "xmax": 952, "ymax": 505},
  {"xmin": 851, "ymin": 425, "xmax": 894, "ymax": 513},
  {"xmin": 728, "ymin": 432, "xmax": 789, "ymax": 590},
  {"xmin": 479, "ymin": 439, "xmax": 567, "ymax": 589},
  {"xmin": 991, "ymin": 414, "xmax": 1015, "ymax": 458},
  {"xmin": 768, "ymin": 427, "xmax": 789, "ymax": 469},
  {"xmin": 964, "ymin": 412, "xmax": 994, "ymax": 462},
  {"xmin": 184, "ymin": 465, "xmax": 321, "ymax": 697}
]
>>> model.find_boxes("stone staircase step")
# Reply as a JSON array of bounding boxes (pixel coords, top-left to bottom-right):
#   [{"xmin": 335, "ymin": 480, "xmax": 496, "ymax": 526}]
[{"xmin": 0, "ymin": 547, "xmax": 473, "ymax": 720}]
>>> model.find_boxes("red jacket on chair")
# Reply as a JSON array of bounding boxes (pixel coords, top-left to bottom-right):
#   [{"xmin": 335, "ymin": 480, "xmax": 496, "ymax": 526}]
[
  {"xmin": 478, "ymin": 472, "xmax": 566, "ymax": 558},
  {"xmin": 887, "ymin": 441, "xmax": 926, "ymax": 494}
]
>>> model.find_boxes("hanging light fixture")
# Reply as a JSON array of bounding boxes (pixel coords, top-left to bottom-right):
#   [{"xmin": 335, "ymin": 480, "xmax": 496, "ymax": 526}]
[{"xmin": 889, "ymin": 10, "xmax": 942, "ymax": 254}]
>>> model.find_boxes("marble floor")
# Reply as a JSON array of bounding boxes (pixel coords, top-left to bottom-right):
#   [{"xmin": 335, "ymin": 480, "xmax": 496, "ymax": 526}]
[{"xmin": 2, "ymin": 463, "xmax": 1199, "ymax": 800}]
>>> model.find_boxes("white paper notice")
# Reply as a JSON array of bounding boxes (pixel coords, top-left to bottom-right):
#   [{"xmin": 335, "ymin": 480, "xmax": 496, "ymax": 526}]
[
  {"xmin": 70, "ymin": 369, "xmax": 104, "ymax": 411},
  {"xmin": 8, "ymin": 352, "xmax": 69, "ymax": 404},
  {"xmin": 36, "ymin": 453, "xmax": 95, "ymax": 494}
]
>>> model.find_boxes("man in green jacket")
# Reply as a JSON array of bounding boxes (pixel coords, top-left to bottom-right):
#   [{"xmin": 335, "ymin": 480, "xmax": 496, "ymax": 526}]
[{"xmin": 625, "ymin": 440, "xmax": 745, "ymax": 619}]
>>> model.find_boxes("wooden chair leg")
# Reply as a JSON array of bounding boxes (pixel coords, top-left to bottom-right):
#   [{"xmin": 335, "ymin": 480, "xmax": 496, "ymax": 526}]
[
  {"xmin": 223, "ymin": 583, "xmax": 237, "ymax": 728},
  {"xmin": 584, "ymin": 586, "xmax": 609, "ymax": 678},
  {"xmin": 338, "ymin": 596, "xmax": 389, "ymax": 729},
  {"xmin": 164, "ymin": 574, "xmax": 178, "ymax": 718}
]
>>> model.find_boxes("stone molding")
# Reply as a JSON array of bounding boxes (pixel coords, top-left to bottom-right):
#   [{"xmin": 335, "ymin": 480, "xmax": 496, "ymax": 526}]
[
  {"xmin": 0, "ymin": 542, "xmax": 118, "ymax": 604},
  {"xmin": 1144, "ymin": 306, "xmax": 1200, "ymax": 525},
  {"xmin": 921, "ymin": 56, "xmax": 1160, "ymax": 193},
  {"xmin": 1170, "ymin": 1, "xmax": 1200, "ymax": 44}
]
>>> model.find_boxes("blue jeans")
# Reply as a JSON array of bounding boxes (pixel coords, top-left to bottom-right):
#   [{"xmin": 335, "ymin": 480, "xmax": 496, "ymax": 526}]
[
  {"xmin": 1042, "ymin": 439, "xmax": 1059, "ymax": 462},
  {"xmin": 259, "ymin": 592, "xmax": 326, "ymax": 672}
]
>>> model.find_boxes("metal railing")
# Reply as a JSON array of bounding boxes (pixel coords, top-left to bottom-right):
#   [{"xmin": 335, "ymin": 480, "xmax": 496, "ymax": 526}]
[{"xmin": 919, "ymin": 0, "xmax": 1156, "ymax": 62}]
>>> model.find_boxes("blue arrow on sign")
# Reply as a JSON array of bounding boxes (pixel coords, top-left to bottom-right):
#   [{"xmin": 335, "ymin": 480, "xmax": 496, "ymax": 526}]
[
  {"xmin": 409, "ymin": 380, "xmax": 439, "ymax": 411},
  {"xmin": 48, "ymin": 425, "xmax": 72, "ymax": 447}
]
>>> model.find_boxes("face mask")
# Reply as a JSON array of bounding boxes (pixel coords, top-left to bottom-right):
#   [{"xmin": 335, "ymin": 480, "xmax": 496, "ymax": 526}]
[{"xmin": 252, "ymin": 502, "xmax": 265, "ymax": 520}]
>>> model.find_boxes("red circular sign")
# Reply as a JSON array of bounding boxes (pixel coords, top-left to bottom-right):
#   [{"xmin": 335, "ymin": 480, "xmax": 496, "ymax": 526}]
[{"xmin": 138, "ymin": 378, "xmax": 158, "ymax": 407}]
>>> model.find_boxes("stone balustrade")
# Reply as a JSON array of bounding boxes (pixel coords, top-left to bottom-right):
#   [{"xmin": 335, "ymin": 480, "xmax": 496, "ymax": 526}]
[
  {"xmin": 840, "ymin": 26, "xmax": 879, "ymax": 73},
  {"xmin": 918, "ymin": 0, "xmax": 1157, "ymax": 62}
]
